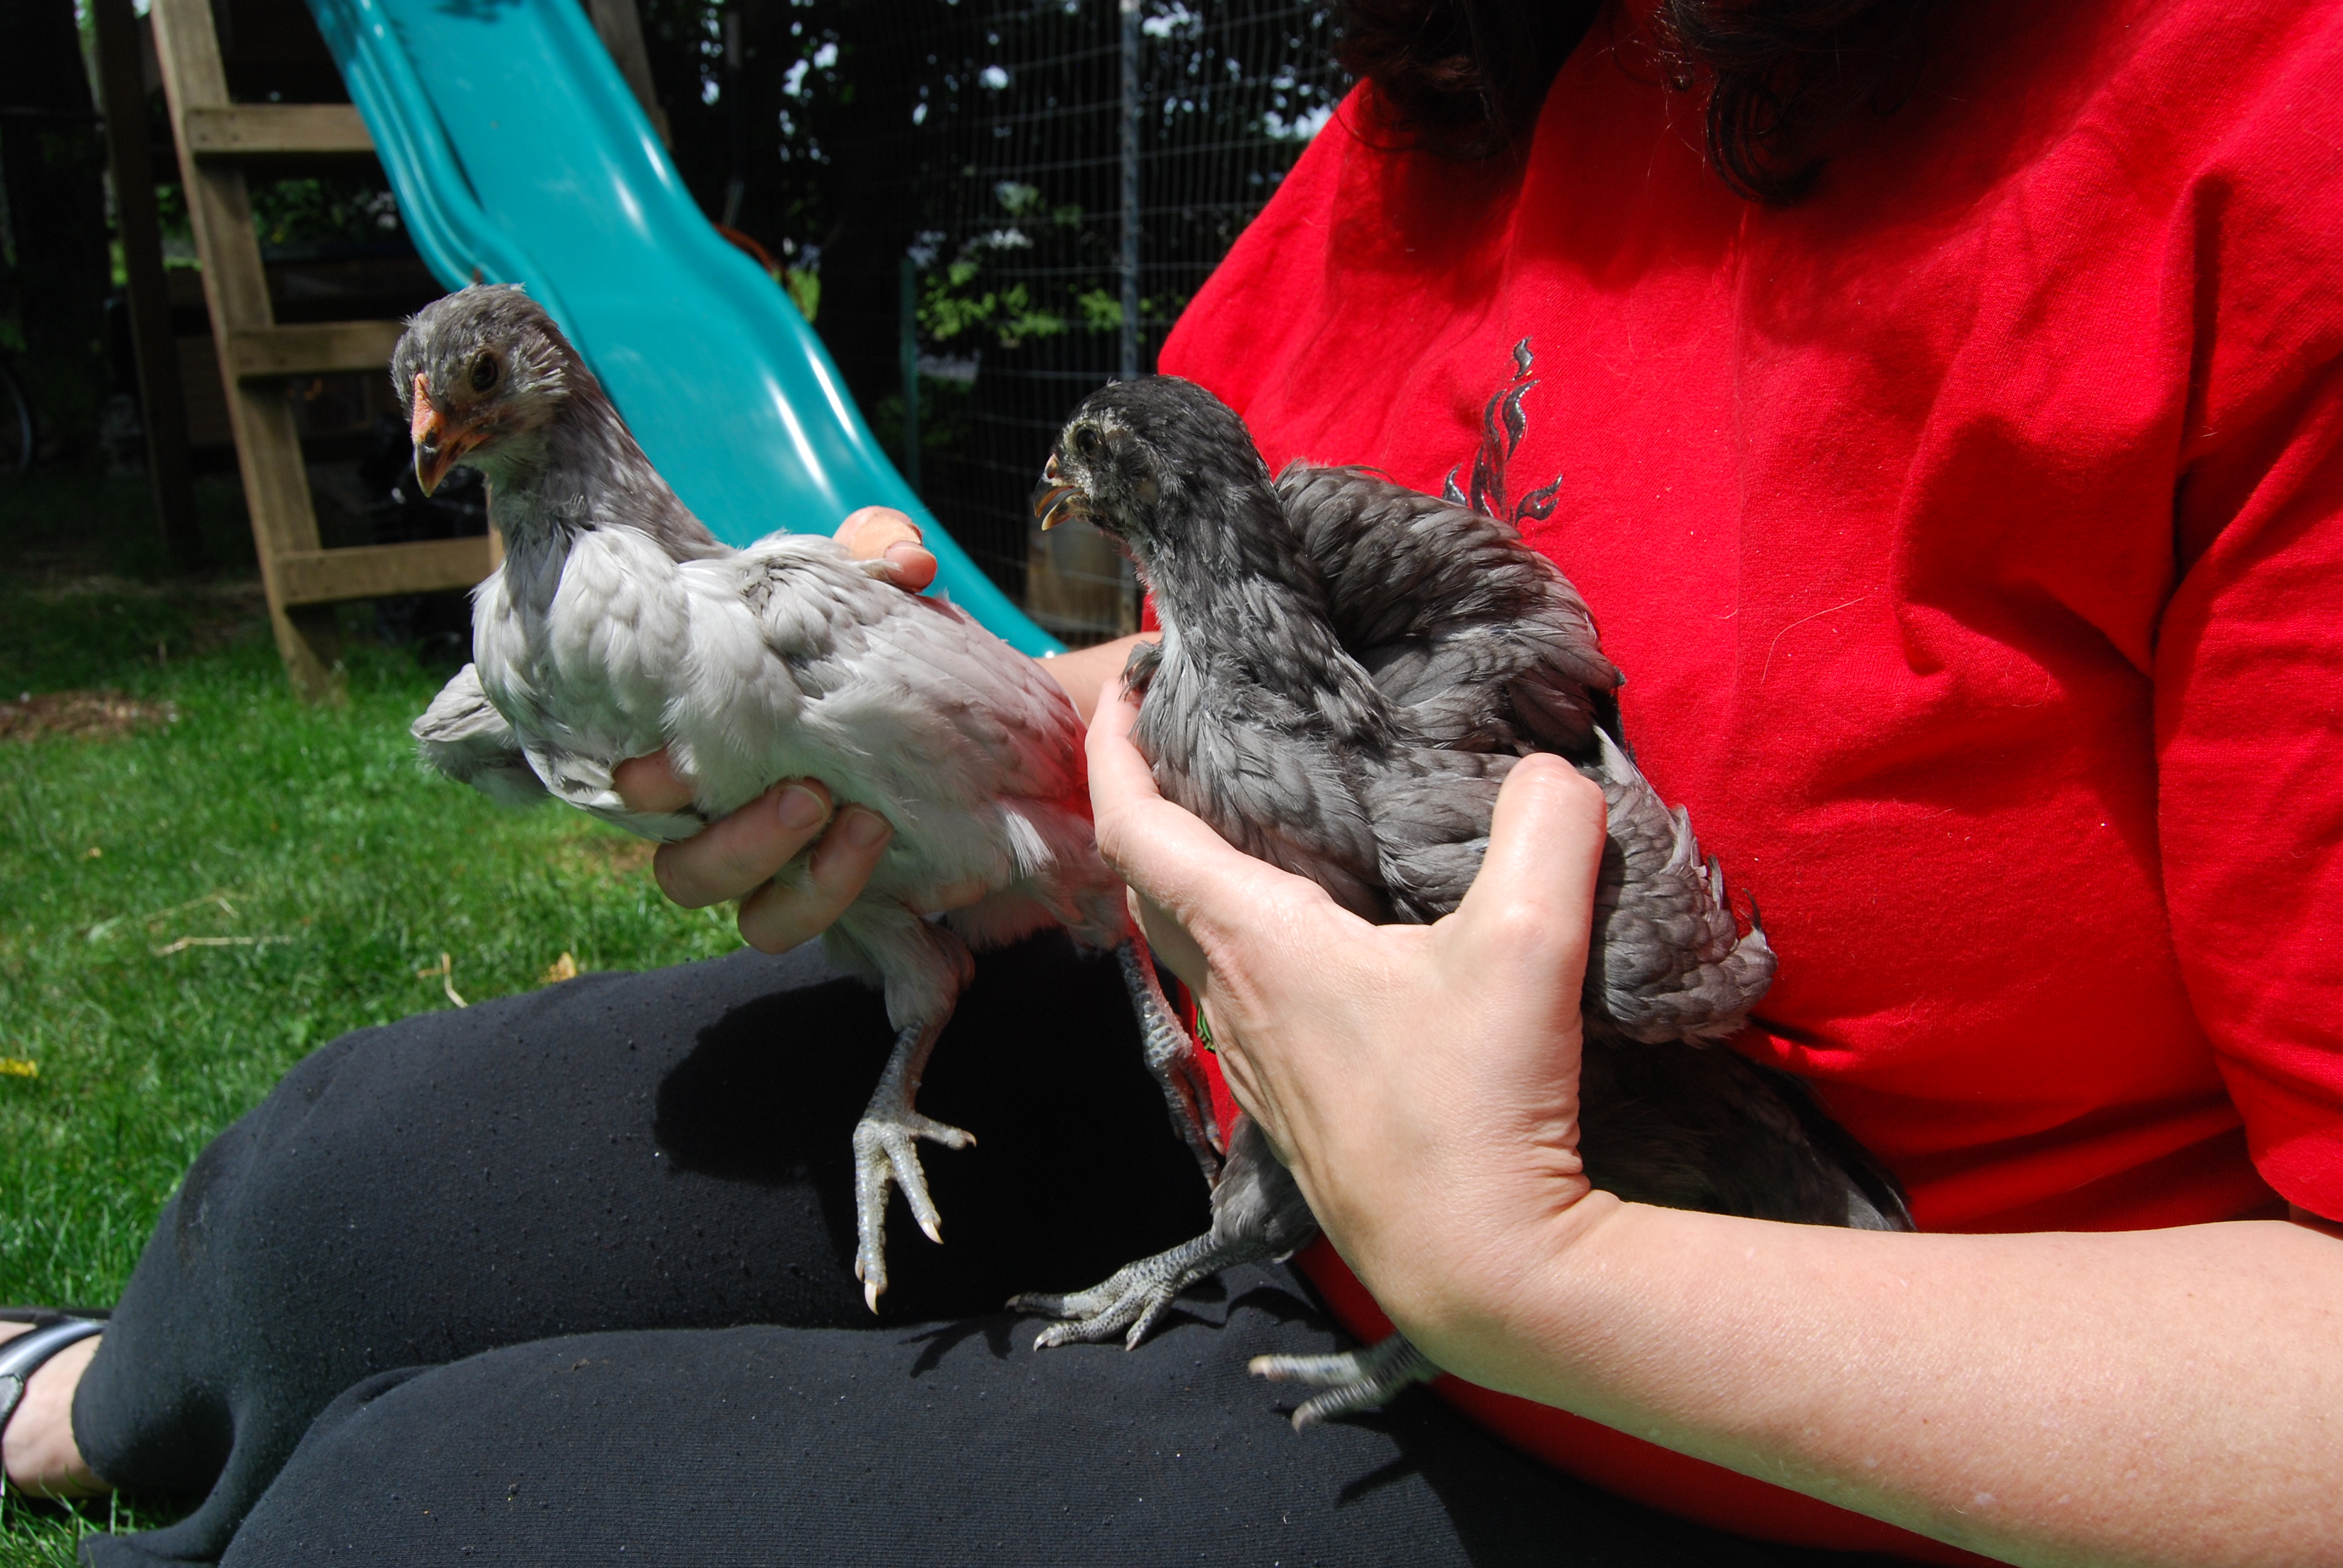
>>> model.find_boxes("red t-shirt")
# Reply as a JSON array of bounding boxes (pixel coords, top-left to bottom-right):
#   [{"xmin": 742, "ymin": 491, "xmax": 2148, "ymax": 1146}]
[{"xmin": 1156, "ymin": 0, "xmax": 2343, "ymax": 1557}]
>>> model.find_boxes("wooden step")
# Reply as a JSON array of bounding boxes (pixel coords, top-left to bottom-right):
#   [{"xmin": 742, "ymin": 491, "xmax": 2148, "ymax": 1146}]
[
  {"xmin": 224, "ymin": 320, "xmax": 406, "ymax": 379},
  {"xmin": 275, "ymin": 537, "xmax": 496, "ymax": 606},
  {"xmin": 181, "ymin": 103, "xmax": 374, "ymax": 157},
  {"xmin": 149, "ymin": 0, "xmax": 513, "ymax": 702}
]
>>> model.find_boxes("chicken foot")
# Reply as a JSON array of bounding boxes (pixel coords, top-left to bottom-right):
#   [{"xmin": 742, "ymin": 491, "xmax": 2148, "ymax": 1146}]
[
  {"xmin": 1012, "ymin": 1229, "xmax": 1272, "ymax": 1350},
  {"xmin": 1012, "ymin": 1114, "xmax": 1315, "ymax": 1348},
  {"xmin": 851, "ymin": 1016, "xmax": 974, "ymax": 1312},
  {"xmin": 1251, "ymin": 1334, "xmax": 1440, "ymax": 1429}
]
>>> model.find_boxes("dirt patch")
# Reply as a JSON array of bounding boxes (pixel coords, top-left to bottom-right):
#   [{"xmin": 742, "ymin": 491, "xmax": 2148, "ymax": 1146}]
[
  {"xmin": 555, "ymin": 832, "xmax": 659, "ymax": 879},
  {"xmin": 0, "ymin": 690, "xmax": 180, "ymax": 742},
  {"xmin": 181, "ymin": 580, "xmax": 270, "ymax": 654}
]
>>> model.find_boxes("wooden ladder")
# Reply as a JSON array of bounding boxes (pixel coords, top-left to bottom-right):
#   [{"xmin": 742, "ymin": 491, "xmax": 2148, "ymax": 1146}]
[{"xmin": 148, "ymin": 0, "xmax": 497, "ymax": 701}]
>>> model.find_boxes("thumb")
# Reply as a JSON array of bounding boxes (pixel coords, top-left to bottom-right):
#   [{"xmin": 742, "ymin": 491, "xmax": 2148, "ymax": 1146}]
[
  {"xmin": 1441, "ymin": 753, "xmax": 1607, "ymax": 994},
  {"xmin": 836, "ymin": 506, "xmax": 939, "ymax": 592}
]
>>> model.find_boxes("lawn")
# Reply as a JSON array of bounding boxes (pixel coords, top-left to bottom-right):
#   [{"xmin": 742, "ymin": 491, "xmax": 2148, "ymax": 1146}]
[{"xmin": 0, "ymin": 472, "xmax": 740, "ymax": 1562}]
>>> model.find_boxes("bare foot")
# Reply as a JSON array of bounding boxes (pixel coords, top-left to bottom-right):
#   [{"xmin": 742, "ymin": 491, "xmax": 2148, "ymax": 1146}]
[{"xmin": 1, "ymin": 1324, "xmax": 108, "ymax": 1498}]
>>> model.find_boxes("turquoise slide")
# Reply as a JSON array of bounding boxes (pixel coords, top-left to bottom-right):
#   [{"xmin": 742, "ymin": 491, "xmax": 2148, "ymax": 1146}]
[{"xmin": 305, "ymin": 0, "xmax": 1059, "ymax": 655}]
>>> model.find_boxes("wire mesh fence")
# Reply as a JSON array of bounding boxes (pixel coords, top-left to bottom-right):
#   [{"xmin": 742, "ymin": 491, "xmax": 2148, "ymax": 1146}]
[
  {"xmin": 28, "ymin": 0, "xmax": 1344, "ymax": 644},
  {"xmin": 877, "ymin": 0, "xmax": 1348, "ymax": 644}
]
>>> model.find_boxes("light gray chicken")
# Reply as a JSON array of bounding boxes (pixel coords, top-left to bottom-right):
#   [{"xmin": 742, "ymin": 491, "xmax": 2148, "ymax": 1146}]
[
  {"xmin": 1011, "ymin": 376, "xmax": 1910, "ymax": 1426},
  {"xmin": 396, "ymin": 286, "xmax": 1218, "ymax": 1308}
]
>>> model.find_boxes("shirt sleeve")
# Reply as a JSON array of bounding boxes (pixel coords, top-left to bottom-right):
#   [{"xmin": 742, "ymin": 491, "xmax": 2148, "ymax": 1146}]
[
  {"xmin": 2152, "ymin": 15, "xmax": 2343, "ymax": 1220},
  {"xmin": 2157, "ymin": 364, "xmax": 2343, "ymax": 1221}
]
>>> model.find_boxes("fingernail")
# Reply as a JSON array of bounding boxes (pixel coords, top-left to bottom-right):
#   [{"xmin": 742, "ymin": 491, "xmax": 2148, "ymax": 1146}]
[
  {"xmin": 776, "ymin": 785, "xmax": 827, "ymax": 831},
  {"xmin": 843, "ymin": 809, "xmax": 891, "ymax": 849}
]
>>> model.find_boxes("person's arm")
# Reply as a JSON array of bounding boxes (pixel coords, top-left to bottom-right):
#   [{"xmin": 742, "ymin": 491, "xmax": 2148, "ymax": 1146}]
[
  {"xmin": 1036, "ymin": 633, "xmax": 1152, "ymax": 725},
  {"xmin": 1085, "ymin": 688, "xmax": 2343, "ymax": 1568},
  {"xmin": 618, "ymin": 509, "xmax": 1153, "ymax": 947}
]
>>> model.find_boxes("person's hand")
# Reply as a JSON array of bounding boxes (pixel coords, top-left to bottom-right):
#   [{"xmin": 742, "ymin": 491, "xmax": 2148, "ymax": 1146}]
[
  {"xmin": 836, "ymin": 504, "xmax": 937, "ymax": 592},
  {"xmin": 1083, "ymin": 688, "xmax": 1612, "ymax": 1356},
  {"xmin": 611, "ymin": 507, "xmax": 931, "ymax": 951},
  {"xmin": 615, "ymin": 757, "xmax": 894, "ymax": 952}
]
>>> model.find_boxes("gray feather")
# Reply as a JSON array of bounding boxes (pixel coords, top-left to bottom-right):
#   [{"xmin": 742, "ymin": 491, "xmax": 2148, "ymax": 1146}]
[
  {"xmin": 1207, "ymin": 1116, "xmax": 1321, "ymax": 1261},
  {"xmin": 1044, "ymin": 373, "xmax": 1903, "ymax": 1230},
  {"xmin": 1581, "ymin": 729, "xmax": 1777, "ymax": 1045},
  {"xmin": 393, "ymin": 287, "xmax": 1219, "ymax": 1311},
  {"xmin": 1012, "ymin": 377, "xmax": 1910, "ymax": 1388},
  {"xmin": 392, "ymin": 289, "xmax": 1119, "ymax": 970},
  {"xmin": 1277, "ymin": 462, "xmax": 1622, "ymax": 754},
  {"xmin": 389, "ymin": 284, "xmax": 728, "ymax": 567},
  {"xmin": 410, "ymin": 661, "xmax": 551, "ymax": 811}
]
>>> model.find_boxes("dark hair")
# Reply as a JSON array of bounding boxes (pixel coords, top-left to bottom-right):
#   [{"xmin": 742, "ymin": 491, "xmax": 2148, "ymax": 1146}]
[{"xmin": 1333, "ymin": 0, "xmax": 1939, "ymax": 203}]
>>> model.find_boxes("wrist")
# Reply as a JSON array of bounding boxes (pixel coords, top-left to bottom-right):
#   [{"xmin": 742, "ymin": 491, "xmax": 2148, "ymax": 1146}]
[{"xmin": 1339, "ymin": 1163, "xmax": 1617, "ymax": 1393}]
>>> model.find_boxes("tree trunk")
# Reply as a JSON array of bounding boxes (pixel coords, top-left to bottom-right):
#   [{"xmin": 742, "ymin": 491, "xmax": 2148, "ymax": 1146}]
[{"xmin": 0, "ymin": 0, "xmax": 114, "ymax": 457}]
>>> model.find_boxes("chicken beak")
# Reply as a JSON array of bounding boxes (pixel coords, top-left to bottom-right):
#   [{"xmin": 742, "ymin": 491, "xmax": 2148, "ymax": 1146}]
[
  {"xmin": 409, "ymin": 374, "xmax": 485, "ymax": 497},
  {"xmin": 1031, "ymin": 454, "xmax": 1085, "ymax": 532}
]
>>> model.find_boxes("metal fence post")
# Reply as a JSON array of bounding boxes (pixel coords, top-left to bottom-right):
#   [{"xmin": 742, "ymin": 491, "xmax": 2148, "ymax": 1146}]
[
  {"xmin": 895, "ymin": 0, "xmax": 1340, "ymax": 637},
  {"xmin": 1118, "ymin": 0, "xmax": 1140, "ymax": 382},
  {"xmin": 899, "ymin": 253, "xmax": 920, "ymax": 496}
]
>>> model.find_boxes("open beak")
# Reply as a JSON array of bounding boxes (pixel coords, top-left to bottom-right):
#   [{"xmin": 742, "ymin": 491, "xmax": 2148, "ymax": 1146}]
[
  {"xmin": 1031, "ymin": 454, "xmax": 1086, "ymax": 532},
  {"xmin": 409, "ymin": 374, "xmax": 488, "ymax": 497}
]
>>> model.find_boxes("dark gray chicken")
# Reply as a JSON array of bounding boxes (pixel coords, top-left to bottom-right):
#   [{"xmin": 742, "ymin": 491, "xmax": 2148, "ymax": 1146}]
[
  {"xmin": 1011, "ymin": 376, "xmax": 1910, "ymax": 1426},
  {"xmin": 396, "ymin": 287, "xmax": 1219, "ymax": 1310}
]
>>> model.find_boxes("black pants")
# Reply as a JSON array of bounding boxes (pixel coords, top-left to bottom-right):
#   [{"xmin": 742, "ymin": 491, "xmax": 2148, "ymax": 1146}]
[{"xmin": 71, "ymin": 936, "xmax": 1821, "ymax": 1567}]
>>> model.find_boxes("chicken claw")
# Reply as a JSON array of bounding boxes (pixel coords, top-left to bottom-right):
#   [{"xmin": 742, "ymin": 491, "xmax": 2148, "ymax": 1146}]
[
  {"xmin": 852, "ymin": 1023, "xmax": 975, "ymax": 1312},
  {"xmin": 1251, "ymin": 1334, "xmax": 1438, "ymax": 1429},
  {"xmin": 1009, "ymin": 1232, "xmax": 1249, "ymax": 1350}
]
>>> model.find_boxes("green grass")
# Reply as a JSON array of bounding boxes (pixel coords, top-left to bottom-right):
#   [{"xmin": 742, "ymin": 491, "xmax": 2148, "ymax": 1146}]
[{"xmin": 0, "ymin": 508, "xmax": 742, "ymax": 1561}]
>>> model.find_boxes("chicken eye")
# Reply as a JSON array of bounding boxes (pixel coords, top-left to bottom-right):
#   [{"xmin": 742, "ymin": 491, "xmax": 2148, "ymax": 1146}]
[
  {"xmin": 1072, "ymin": 425, "xmax": 1104, "ymax": 459},
  {"xmin": 469, "ymin": 354, "xmax": 499, "ymax": 393}
]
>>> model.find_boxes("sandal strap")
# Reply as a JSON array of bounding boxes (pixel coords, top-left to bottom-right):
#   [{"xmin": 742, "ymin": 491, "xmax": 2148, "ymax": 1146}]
[{"xmin": 0, "ymin": 1318, "xmax": 103, "ymax": 1441}]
